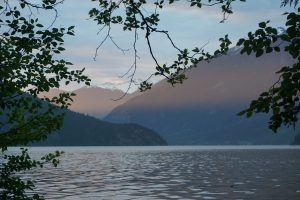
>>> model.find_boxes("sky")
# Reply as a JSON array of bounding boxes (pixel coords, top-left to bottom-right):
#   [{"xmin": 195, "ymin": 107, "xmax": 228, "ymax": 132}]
[{"xmin": 43, "ymin": 0, "xmax": 295, "ymax": 92}]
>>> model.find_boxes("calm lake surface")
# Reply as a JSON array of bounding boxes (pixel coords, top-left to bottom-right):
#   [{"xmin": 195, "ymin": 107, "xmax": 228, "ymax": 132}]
[{"xmin": 19, "ymin": 146, "xmax": 300, "ymax": 199}]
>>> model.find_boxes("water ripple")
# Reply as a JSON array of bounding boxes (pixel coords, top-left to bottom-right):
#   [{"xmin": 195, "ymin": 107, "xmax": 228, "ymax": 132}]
[{"xmin": 18, "ymin": 146, "xmax": 300, "ymax": 200}]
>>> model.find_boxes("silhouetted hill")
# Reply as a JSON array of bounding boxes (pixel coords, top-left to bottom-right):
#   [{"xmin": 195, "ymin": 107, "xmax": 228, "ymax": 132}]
[
  {"xmin": 105, "ymin": 50, "xmax": 297, "ymax": 145},
  {"xmin": 32, "ymin": 110, "xmax": 167, "ymax": 146}
]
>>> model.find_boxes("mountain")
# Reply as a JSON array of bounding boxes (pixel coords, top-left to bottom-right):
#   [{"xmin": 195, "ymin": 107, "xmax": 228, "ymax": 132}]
[
  {"xmin": 292, "ymin": 133, "xmax": 300, "ymax": 145},
  {"xmin": 32, "ymin": 110, "xmax": 167, "ymax": 146},
  {"xmin": 39, "ymin": 86, "xmax": 137, "ymax": 118},
  {"xmin": 71, "ymin": 86, "xmax": 138, "ymax": 118},
  {"xmin": 105, "ymin": 50, "xmax": 297, "ymax": 145}
]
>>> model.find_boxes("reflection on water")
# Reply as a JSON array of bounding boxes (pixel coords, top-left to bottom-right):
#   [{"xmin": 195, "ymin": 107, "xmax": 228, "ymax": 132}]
[{"xmin": 23, "ymin": 146, "xmax": 300, "ymax": 199}]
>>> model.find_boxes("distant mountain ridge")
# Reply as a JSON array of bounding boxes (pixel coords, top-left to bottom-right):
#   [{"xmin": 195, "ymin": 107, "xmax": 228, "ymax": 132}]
[
  {"xmin": 39, "ymin": 86, "xmax": 138, "ymax": 118},
  {"xmin": 105, "ymin": 50, "xmax": 297, "ymax": 145}
]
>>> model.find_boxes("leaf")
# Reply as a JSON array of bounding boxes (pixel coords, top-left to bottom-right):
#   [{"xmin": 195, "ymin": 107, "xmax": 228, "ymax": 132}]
[
  {"xmin": 258, "ymin": 22, "xmax": 266, "ymax": 28},
  {"xmin": 274, "ymin": 46, "xmax": 280, "ymax": 52},
  {"xmin": 256, "ymin": 49, "xmax": 264, "ymax": 57},
  {"xmin": 246, "ymin": 111, "xmax": 253, "ymax": 118},
  {"xmin": 237, "ymin": 110, "xmax": 246, "ymax": 116},
  {"xmin": 237, "ymin": 38, "xmax": 245, "ymax": 46},
  {"xmin": 266, "ymin": 46, "xmax": 273, "ymax": 53}
]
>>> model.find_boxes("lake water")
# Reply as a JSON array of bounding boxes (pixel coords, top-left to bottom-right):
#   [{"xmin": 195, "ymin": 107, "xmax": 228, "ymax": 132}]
[{"xmin": 20, "ymin": 146, "xmax": 300, "ymax": 199}]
